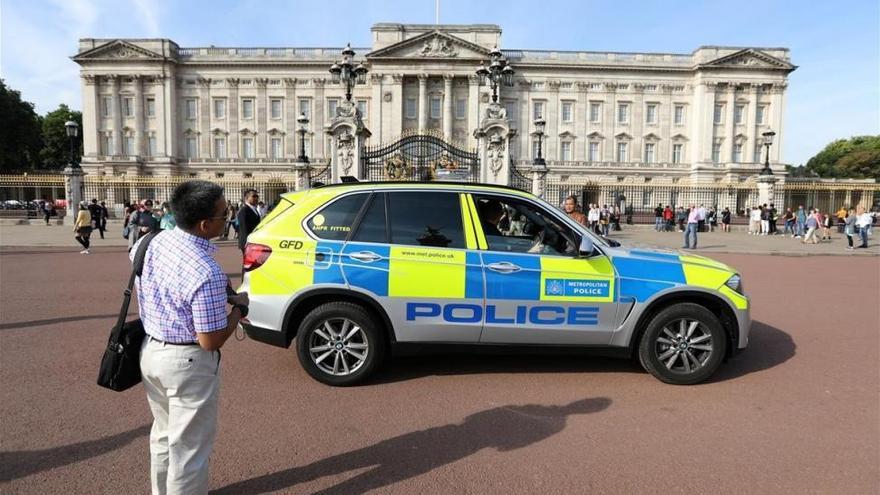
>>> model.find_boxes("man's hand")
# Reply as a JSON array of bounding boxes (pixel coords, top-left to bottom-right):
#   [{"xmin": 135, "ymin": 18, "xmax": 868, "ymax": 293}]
[{"xmin": 228, "ymin": 291, "xmax": 249, "ymax": 307}]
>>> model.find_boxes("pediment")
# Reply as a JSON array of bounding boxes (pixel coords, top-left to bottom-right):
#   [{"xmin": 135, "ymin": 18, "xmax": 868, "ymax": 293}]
[
  {"xmin": 614, "ymin": 132, "xmax": 633, "ymax": 140},
  {"xmin": 367, "ymin": 30, "xmax": 490, "ymax": 59},
  {"xmin": 701, "ymin": 49, "xmax": 795, "ymax": 71},
  {"xmin": 670, "ymin": 133, "xmax": 689, "ymax": 141},
  {"xmin": 558, "ymin": 130, "xmax": 576, "ymax": 139},
  {"xmin": 643, "ymin": 132, "xmax": 661, "ymax": 141},
  {"xmin": 73, "ymin": 40, "xmax": 164, "ymax": 62},
  {"xmin": 586, "ymin": 131, "xmax": 605, "ymax": 139}
]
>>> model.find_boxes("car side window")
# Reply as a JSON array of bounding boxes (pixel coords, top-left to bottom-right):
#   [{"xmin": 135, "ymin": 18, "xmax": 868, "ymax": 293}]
[
  {"xmin": 472, "ymin": 194, "xmax": 579, "ymax": 256},
  {"xmin": 307, "ymin": 193, "xmax": 367, "ymax": 241},
  {"xmin": 388, "ymin": 191, "xmax": 465, "ymax": 249},
  {"xmin": 351, "ymin": 193, "xmax": 387, "ymax": 243}
]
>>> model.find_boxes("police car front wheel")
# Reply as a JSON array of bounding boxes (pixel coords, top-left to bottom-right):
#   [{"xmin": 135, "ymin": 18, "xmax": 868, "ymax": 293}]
[
  {"xmin": 295, "ymin": 302, "xmax": 385, "ymax": 386},
  {"xmin": 638, "ymin": 303, "xmax": 727, "ymax": 385}
]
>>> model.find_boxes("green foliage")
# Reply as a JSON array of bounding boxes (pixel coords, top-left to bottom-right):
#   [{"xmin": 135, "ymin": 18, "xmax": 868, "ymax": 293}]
[
  {"xmin": 805, "ymin": 135, "xmax": 880, "ymax": 179},
  {"xmin": 0, "ymin": 79, "xmax": 43, "ymax": 172},
  {"xmin": 40, "ymin": 104, "xmax": 83, "ymax": 170}
]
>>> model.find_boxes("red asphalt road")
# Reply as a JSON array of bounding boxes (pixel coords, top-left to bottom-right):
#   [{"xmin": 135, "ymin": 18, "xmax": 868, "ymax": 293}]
[{"xmin": 0, "ymin": 245, "xmax": 878, "ymax": 494}]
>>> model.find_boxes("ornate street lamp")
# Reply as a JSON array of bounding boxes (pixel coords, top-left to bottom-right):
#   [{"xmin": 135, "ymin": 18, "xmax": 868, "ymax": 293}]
[
  {"xmin": 532, "ymin": 117, "xmax": 546, "ymax": 167},
  {"xmin": 297, "ymin": 112, "xmax": 310, "ymax": 164},
  {"xmin": 760, "ymin": 129, "xmax": 776, "ymax": 175},
  {"xmin": 476, "ymin": 46, "xmax": 514, "ymax": 103},
  {"xmin": 329, "ymin": 43, "xmax": 368, "ymax": 105},
  {"xmin": 64, "ymin": 120, "xmax": 80, "ymax": 169}
]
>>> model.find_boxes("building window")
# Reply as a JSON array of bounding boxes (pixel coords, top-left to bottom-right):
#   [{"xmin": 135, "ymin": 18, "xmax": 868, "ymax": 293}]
[
  {"xmin": 754, "ymin": 146, "xmax": 763, "ymax": 163},
  {"xmin": 645, "ymin": 104, "xmax": 657, "ymax": 124},
  {"xmin": 560, "ymin": 141, "xmax": 572, "ymax": 161},
  {"xmin": 617, "ymin": 103, "xmax": 629, "ymax": 124},
  {"xmin": 242, "ymin": 137, "xmax": 254, "ymax": 159},
  {"xmin": 405, "ymin": 98, "xmax": 417, "ymax": 119},
  {"xmin": 430, "ymin": 96, "xmax": 441, "ymax": 119},
  {"xmin": 123, "ymin": 135, "xmax": 135, "ymax": 155},
  {"xmin": 146, "ymin": 98, "xmax": 156, "ymax": 118},
  {"xmin": 616, "ymin": 142, "xmax": 627, "ymax": 162},
  {"xmin": 455, "ymin": 98, "xmax": 467, "ymax": 119},
  {"xmin": 644, "ymin": 143, "xmax": 655, "ymax": 163},
  {"xmin": 213, "ymin": 99, "xmax": 226, "ymax": 119},
  {"xmin": 561, "ymin": 101, "xmax": 573, "ymax": 122},
  {"xmin": 101, "ymin": 97, "xmax": 112, "ymax": 117},
  {"xmin": 504, "ymin": 101, "xmax": 517, "ymax": 122},
  {"xmin": 673, "ymin": 105, "xmax": 684, "ymax": 125},
  {"xmin": 357, "ymin": 100, "xmax": 368, "ymax": 119},
  {"xmin": 734, "ymin": 104, "xmax": 744, "ymax": 125},
  {"xmin": 270, "ymin": 99, "xmax": 282, "ymax": 119},
  {"xmin": 643, "ymin": 191, "xmax": 654, "ymax": 208},
  {"xmin": 756, "ymin": 105, "xmax": 766, "ymax": 124},
  {"xmin": 303, "ymin": 137, "xmax": 312, "ymax": 157},
  {"xmin": 185, "ymin": 137, "xmax": 197, "ymax": 158},
  {"xmin": 327, "ymin": 99, "xmax": 339, "ymax": 119},
  {"xmin": 214, "ymin": 137, "xmax": 227, "ymax": 159},
  {"xmin": 298, "ymin": 98, "xmax": 311, "ymax": 120},
  {"xmin": 101, "ymin": 135, "xmax": 112, "ymax": 155},
  {"xmin": 147, "ymin": 136, "xmax": 157, "ymax": 157},
  {"xmin": 589, "ymin": 102, "xmax": 601, "ymax": 123},
  {"xmin": 714, "ymin": 104, "xmax": 723, "ymax": 124},
  {"xmin": 241, "ymin": 99, "xmax": 254, "ymax": 119},
  {"xmin": 588, "ymin": 142, "xmax": 599, "ymax": 161},
  {"xmin": 733, "ymin": 143, "xmax": 743, "ymax": 163},
  {"xmin": 533, "ymin": 101, "xmax": 544, "ymax": 120},
  {"xmin": 185, "ymin": 99, "xmax": 197, "ymax": 120},
  {"xmin": 672, "ymin": 143, "xmax": 683, "ymax": 164},
  {"xmin": 271, "ymin": 137, "xmax": 282, "ymax": 158},
  {"xmin": 532, "ymin": 140, "xmax": 540, "ymax": 159},
  {"xmin": 123, "ymin": 97, "xmax": 134, "ymax": 117},
  {"xmin": 712, "ymin": 143, "xmax": 722, "ymax": 163}
]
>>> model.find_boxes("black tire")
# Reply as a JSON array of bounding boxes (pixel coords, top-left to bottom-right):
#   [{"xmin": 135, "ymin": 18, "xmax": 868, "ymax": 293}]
[
  {"xmin": 295, "ymin": 302, "xmax": 385, "ymax": 386},
  {"xmin": 638, "ymin": 302, "xmax": 727, "ymax": 385}
]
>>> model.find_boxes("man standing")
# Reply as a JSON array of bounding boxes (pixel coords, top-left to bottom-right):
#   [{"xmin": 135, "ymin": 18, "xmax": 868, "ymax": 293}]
[
  {"xmin": 135, "ymin": 180, "xmax": 249, "ymax": 494},
  {"xmin": 88, "ymin": 199, "xmax": 104, "ymax": 239},
  {"xmin": 236, "ymin": 189, "xmax": 261, "ymax": 252},
  {"xmin": 562, "ymin": 195, "xmax": 587, "ymax": 226},
  {"xmin": 654, "ymin": 203, "xmax": 664, "ymax": 232},
  {"xmin": 683, "ymin": 204, "xmax": 701, "ymax": 249},
  {"xmin": 795, "ymin": 205, "xmax": 807, "ymax": 238}
]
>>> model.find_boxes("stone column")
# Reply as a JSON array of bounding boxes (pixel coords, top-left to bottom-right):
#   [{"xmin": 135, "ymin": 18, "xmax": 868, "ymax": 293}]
[
  {"xmin": 745, "ymin": 84, "xmax": 759, "ymax": 164},
  {"xmin": 256, "ymin": 78, "xmax": 268, "ymax": 157},
  {"xmin": 390, "ymin": 74, "xmax": 403, "ymax": 139},
  {"xmin": 198, "ymin": 77, "xmax": 211, "ymax": 158},
  {"xmin": 443, "ymin": 74, "xmax": 454, "ymax": 141},
  {"xmin": 153, "ymin": 76, "xmax": 167, "ymax": 157},
  {"xmin": 467, "ymin": 75, "xmax": 480, "ymax": 149},
  {"xmin": 293, "ymin": 160, "xmax": 312, "ymax": 190},
  {"xmin": 313, "ymin": 78, "xmax": 326, "ymax": 160},
  {"xmin": 326, "ymin": 110, "xmax": 371, "ymax": 183},
  {"xmin": 531, "ymin": 160, "xmax": 548, "ymax": 198},
  {"xmin": 81, "ymin": 75, "xmax": 99, "ymax": 158},
  {"xmin": 689, "ymin": 80, "xmax": 705, "ymax": 165},
  {"xmin": 418, "ymin": 74, "xmax": 428, "ymax": 131},
  {"xmin": 474, "ymin": 102, "xmax": 514, "ymax": 186},
  {"xmin": 370, "ymin": 73, "xmax": 384, "ymax": 142},
  {"xmin": 227, "ymin": 78, "xmax": 240, "ymax": 158},
  {"xmin": 110, "ymin": 75, "xmax": 122, "ymax": 156},
  {"xmin": 757, "ymin": 175, "xmax": 778, "ymax": 205},
  {"xmin": 284, "ymin": 78, "xmax": 297, "ymax": 158},
  {"xmin": 724, "ymin": 83, "xmax": 736, "ymax": 164},
  {"xmin": 546, "ymin": 80, "xmax": 560, "ymax": 160},
  {"xmin": 518, "ymin": 80, "xmax": 532, "ymax": 159},
  {"xmin": 770, "ymin": 83, "xmax": 786, "ymax": 163},
  {"xmin": 134, "ymin": 74, "xmax": 145, "ymax": 157},
  {"xmin": 63, "ymin": 166, "xmax": 84, "ymax": 219}
]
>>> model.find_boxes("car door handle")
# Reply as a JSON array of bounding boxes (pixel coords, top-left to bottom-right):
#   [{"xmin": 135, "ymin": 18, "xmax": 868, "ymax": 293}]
[
  {"xmin": 486, "ymin": 262, "xmax": 522, "ymax": 274},
  {"xmin": 349, "ymin": 251, "xmax": 382, "ymax": 263}
]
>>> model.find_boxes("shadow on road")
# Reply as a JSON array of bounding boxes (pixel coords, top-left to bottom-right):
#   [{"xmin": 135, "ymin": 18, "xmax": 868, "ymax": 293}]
[
  {"xmin": 364, "ymin": 320, "xmax": 794, "ymax": 385},
  {"xmin": 211, "ymin": 397, "xmax": 610, "ymax": 495},
  {"xmin": 0, "ymin": 313, "xmax": 137, "ymax": 330},
  {"xmin": 0, "ymin": 424, "xmax": 150, "ymax": 482}
]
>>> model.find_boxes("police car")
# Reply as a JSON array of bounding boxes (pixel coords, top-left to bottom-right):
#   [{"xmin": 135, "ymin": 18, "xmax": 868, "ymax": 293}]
[{"xmin": 239, "ymin": 182, "xmax": 750, "ymax": 386}]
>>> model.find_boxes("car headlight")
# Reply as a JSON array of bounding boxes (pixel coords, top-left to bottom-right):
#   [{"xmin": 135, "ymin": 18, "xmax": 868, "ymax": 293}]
[{"xmin": 725, "ymin": 274, "xmax": 743, "ymax": 294}]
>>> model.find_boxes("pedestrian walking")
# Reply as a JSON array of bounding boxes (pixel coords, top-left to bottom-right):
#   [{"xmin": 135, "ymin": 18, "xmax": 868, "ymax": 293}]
[
  {"xmin": 682, "ymin": 204, "xmax": 701, "ymax": 249},
  {"xmin": 99, "ymin": 201, "xmax": 109, "ymax": 234},
  {"xmin": 795, "ymin": 205, "xmax": 806, "ymax": 238},
  {"xmin": 88, "ymin": 199, "xmax": 105, "ymax": 240},
  {"xmin": 43, "ymin": 199, "xmax": 55, "ymax": 226},
  {"xmin": 160, "ymin": 202, "xmax": 177, "ymax": 230},
  {"xmin": 781, "ymin": 208, "xmax": 795, "ymax": 237},
  {"xmin": 707, "ymin": 207, "xmax": 717, "ymax": 232},
  {"xmin": 562, "ymin": 195, "xmax": 587, "ymax": 226},
  {"xmin": 844, "ymin": 208, "xmax": 856, "ymax": 250},
  {"xmin": 802, "ymin": 209, "xmax": 820, "ymax": 244},
  {"xmin": 654, "ymin": 203, "xmax": 664, "ymax": 231},
  {"xmin": 821, "ymin": 210, "xmax": 833, "ymax": 241},
  {"xmin": 676, "ymin": 206, "xmax": 687, "ymax": 232},
  {"xmin": 129, "ymin": 200, "xmax": 160, "ymax": 252},
  {"xmin": 134, "ymin": 180, "xmax": 249, "ymax": 494},
  {"xmin": 73, "ymin": 202, "xmax": 93, "ymax": 254},
  {"xmin": 236, "ymin": 189, "xmax": 262, "ymax": 252},
  {"xmin": 856, "ymin": 206, "xmax": 872, "ymax": 248},
  {"xmin": 721, "ymin": 207, "xmax": 731, "ymax": 232},
  {"xmin": 587, "ymin": 204, "xmax": 600, "ymax": 235},
  {"xmin": 760, "ymin": 204, "xmax": 770, "ymax": 235},
  {"xmin": 749, "ymin": 206, "xmax": 761, "ymax": 235}
]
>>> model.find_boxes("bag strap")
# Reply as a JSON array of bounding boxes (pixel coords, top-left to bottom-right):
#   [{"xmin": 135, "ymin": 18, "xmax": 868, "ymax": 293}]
[{"xmin": 109, "ymin": 231, "xmax": 161, "ymax": 347}]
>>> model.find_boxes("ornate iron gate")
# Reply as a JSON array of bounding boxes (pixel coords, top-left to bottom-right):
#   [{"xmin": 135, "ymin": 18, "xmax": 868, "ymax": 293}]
[{"xmin": 361, "ymin": 133, "xmax": 480, "ymax": 182}]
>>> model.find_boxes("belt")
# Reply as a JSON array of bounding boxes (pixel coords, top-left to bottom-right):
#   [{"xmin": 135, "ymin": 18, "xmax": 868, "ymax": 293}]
[{"xmin": 149, "ymin": 335, "xmax": 200, "ymax": 346}]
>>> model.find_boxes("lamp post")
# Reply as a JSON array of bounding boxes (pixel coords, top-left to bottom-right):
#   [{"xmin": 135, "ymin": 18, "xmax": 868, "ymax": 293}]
[
  {"xmin": 64, "ymin": 120, "xmax": 80, "ymax": 169},
  {"xmin": 760, "ymin": 129, "xmax": 776, "ymax": 175},
  {"xmin": 476, "ymin": 46, "xmax": 514, "ymax": 103},
  {"xmin": 329, "ymin": 43, "xmax": 368, "ymax": 105},
  {"xmin": 532, "ymin": 117, "xmax": 546, "ymax": 167},
  {"xmin": 297, "ymin": 112, "xmax": 310, "ymax": 164}
]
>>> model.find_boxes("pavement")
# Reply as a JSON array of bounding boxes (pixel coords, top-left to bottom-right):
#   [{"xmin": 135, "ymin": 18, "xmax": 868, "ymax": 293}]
[
  {"xmin": 1, "ymin": 221, "xmax": 877, "ymax": 256},
  {"xmin": 0, "ymin": 243, "xmax": 879, "ymax": 493}
]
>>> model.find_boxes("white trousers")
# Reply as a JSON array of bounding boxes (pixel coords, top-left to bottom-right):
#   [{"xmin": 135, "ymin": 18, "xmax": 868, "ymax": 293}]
[{"xmin": 140, "ymin": 337, "xmax": 220, "ymax": 495}]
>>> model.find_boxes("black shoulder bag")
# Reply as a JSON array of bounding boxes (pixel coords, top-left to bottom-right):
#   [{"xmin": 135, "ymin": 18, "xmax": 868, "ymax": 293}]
[{"xmin": 97, "ymin": 231, "xmax": 160, "ymax": 391}]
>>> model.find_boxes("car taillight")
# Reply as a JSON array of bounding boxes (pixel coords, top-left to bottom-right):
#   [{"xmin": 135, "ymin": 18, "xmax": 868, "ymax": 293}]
[{"xmin": 243, "ymin": 243, "xmax": 272, "ymax": 272}]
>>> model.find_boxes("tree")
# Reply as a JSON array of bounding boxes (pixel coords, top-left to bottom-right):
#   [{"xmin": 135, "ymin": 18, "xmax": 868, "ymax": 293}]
[
  {"xmin": 805, "ymin": 135, "xmax": 880, "ymax": 179},
  {"xmin": 0, "ymin": 79, "xmax": 43, "ymax": 172},
  {"xmin": 39, "ymin": 104, "xmax": 83, "ymax": 170}
]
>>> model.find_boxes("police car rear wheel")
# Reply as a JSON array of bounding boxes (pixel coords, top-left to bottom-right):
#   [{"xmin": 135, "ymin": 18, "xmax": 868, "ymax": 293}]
[
  {"xmin": 638, "ymin": 303, "xmax": 727, "ymax": 385},
  {"xmin": 296, "ymin": 302, "xmax": 385, "ymax": 386}
]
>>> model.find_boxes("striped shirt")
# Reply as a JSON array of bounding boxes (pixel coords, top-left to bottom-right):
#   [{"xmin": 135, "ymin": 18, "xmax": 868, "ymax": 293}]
[{"xmin": 131, "ymin": 228, "xmax": 228, "ymax": 343}]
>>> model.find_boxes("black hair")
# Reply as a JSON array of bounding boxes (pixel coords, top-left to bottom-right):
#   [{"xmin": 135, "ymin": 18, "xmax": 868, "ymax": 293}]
[
  {"xmin": 171, "ymin": 180, "xmax": 225, "ymax": 229},
  {"xmin": 243, "ymin": 188, "xmax": 259, "ymax": 199}
]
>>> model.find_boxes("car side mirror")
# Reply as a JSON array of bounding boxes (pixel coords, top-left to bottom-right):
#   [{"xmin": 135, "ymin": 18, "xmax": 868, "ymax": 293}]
[
  {"xmin": 579, "ymin": 236, "xmax": 595, "ymax": 257},
  {"xmin": 607, "ymin": 239, "xmax": 621, "ymax": 248}
]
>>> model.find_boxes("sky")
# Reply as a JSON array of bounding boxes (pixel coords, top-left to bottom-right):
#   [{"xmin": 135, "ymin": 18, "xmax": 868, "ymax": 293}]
[{"xmin": 1, "ymin": 0, "xmax": 878, "ymax": 166}]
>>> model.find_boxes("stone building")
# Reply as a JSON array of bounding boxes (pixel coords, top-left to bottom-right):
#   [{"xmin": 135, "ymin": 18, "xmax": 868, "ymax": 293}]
[{"xmin": 72, "ymin": 22, "xmax": 796, "ymax": 189}]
